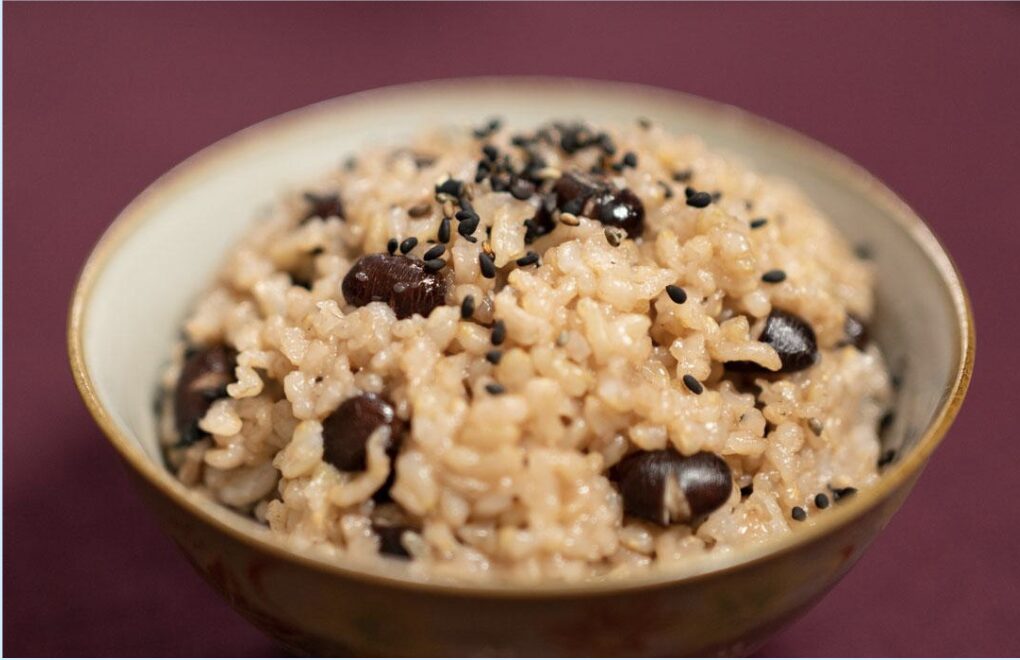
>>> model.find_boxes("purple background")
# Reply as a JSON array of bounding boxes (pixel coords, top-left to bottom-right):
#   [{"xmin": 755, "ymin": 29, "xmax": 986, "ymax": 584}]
[{"xmin": 4, "ymin": 3, "xmax": 1018, "ymax": 656}]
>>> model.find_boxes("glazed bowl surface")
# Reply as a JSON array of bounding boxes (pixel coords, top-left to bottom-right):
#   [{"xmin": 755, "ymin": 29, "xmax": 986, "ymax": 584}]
[{"xmin": 68, "ymin": 77, "xmax": 973, "ymax": 656}]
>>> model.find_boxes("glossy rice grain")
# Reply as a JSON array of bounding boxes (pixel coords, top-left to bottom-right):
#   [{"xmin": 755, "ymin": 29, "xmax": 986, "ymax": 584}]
[{"xmin": 158, "ymin": 120, "xmax": 891, "ymax": 582}]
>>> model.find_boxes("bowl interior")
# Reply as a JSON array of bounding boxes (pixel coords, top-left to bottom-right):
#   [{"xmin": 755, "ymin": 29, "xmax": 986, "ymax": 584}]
[{"xmin": 75, "ymin": 78, "xmax": 968, "ymax": 562}]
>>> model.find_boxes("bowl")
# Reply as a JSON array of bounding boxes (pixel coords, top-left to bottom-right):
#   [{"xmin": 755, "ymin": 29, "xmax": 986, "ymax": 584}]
[{"xmin": 68, "ymin": 77, "xmax": 973, "ymax": 656}]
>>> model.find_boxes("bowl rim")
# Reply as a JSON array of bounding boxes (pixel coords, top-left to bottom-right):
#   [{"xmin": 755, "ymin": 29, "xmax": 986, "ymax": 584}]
[{"xmin": 67, "ymin": 76, "xmax": 974, "ymax": 598}]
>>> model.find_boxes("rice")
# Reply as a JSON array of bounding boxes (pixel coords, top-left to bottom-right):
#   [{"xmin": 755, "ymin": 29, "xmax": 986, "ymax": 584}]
[{"xmin": 159, "ymin": 119, "xmax": 891, "ymax": 581}]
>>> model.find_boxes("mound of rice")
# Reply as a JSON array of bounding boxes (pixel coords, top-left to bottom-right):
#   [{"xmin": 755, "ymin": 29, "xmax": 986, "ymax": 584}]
[{"xmin": 159, "ymin": 119, "xmax": 891, "ymax": 581}]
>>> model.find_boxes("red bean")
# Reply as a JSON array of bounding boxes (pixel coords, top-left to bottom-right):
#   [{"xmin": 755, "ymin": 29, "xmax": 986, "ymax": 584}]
[
  {"xmin": 611, "ymin": 449, "xmax": 732, "ymax": 526},
  {"xmin": 341, "ymin": 254, "xmax": 448, "ymax": 319},
  {"xmin": 174, "ymin": 345, "xmax": 236, "ymax": 446},
  {"xmin": 726, "ymin": 310, "xmax": 818, "ymax": 373}
]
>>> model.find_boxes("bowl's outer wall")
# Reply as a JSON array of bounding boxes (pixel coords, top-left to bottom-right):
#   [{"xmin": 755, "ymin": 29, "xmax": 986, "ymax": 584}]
[{"xmin": 128, "ymin": 458, "xmax": 922, "ymax": 656}]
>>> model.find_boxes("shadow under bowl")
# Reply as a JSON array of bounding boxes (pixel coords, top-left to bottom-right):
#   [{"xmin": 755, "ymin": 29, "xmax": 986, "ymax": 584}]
[{"xmin": 68, "ymin": 77, "xmax": 973, "ymax": 656}]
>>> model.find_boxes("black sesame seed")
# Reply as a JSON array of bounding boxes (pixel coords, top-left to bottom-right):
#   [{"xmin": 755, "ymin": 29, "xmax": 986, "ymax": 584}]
[
  {"xmin": 711, "ymin": 191, "xmax": 722, "ymax": 202},
  {"xmin": 761, "ymin": 269, "xmax": 787, "ymax": 283},
  {"xmin": 482, "ymin": 144, "xmax": 499, "ymax": 161},
  {"xmin": 792, "ymin": 506, "xmax": 807, "ymax": 521},
  {"xmin": 399, "ymin": 237, "xmax": 418, "ymax": 254},
  {"xmin": 458, "ymin": 216, "xmax": 480, "ymax": 239},
  {"xmin": 455, "ymin": 209, "xmax": 477, "ymax": 221},
  {"xmin": 684, "ymin": 186, "xmax": 696, "ymax": 198},
  {"xmin": 750, "ymin": 217, "xmax": 768, "ymax": 229},
  {"xmin": 437, "ymin": 217, "xmax": 452, "ymax": 244},
  {"xmin": 686, "ymin": 191, "xmax": 712, "ymax": 208},
  {"xmin": 808, "ymin": 418, "xmax": 824, "ymax": 436},
  {"xmin": 682, "ymin": 374, "xmax": 704, "ymax": 395},
  {"xmin": 485, "ymin": 382, "xmax": 505, "ymax": 395},
  {"xmin": 622, "ymin": 152, "xmax": 638, "ymax": 168},
  {"xmin": 460, "ymin": 295, "xmax": 475, "ymax": 320},
  {"xmin": 666, "ymin": 284, "xmax": 687, "ymax": 304},
  {"xmin": 479, "ymin": 252, "xmax": 496, "ymax": 279},
  {"xmin": 516, "ymin": 251, "xmax": 540, "ymax": 267},
  {"xmin": 485, "ymin": 350, "xmax": 502, "ymax": 365},
  {"xmin": 386, "ymin": 238, "xmax": 398, "ymax": 255},
  {"xmin": 436, "ymin": 178, "xmax": 464, "ymax": 197},
  {"xmin": 599, "ymin": 135, "xmax": 617, "ymax": 156},
  {"xmin": 814, "ymin": 493, "xmax": 830, "ymax": 509},
  {"xmin": 510, "ymin": 178, "xmax": 536, "ymax": 201},
  {"xmin": 672, "ymin": 169, "xmax": 693, "ymax": 183},
  {"xmin": 658, "ymin": 181, "xmax": 674, "ymax": 199},
  {"xmin": 491, "ymin": 320, "xmax": 506, "ymax": 345},
  {"xmin": 610, "ymin": 162, "xmax": 625, "ymax": 173},
  {"xmin": 855, "ymin": 243, "xmax": 874, "ymax": 260},
  {"xmin": 423, "ymin": 244, "xmax": 446, "ymax": 261},
  {"xmin": 423, "ymin": 258, "xmax": 446, "ymax": 272},
  {"xmin": 878, "ymin": 448, "xmax": 897, "ymax": 467},
  {"xmin": 831, "ymin": 486, "xmax": 858, "ymax": 502}
]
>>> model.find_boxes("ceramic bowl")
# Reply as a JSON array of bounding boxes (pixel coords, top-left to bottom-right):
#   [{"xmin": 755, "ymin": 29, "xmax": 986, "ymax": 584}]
[{"xmin": 68, "ymin": 78, "xmax": 973, "ymax": 656}]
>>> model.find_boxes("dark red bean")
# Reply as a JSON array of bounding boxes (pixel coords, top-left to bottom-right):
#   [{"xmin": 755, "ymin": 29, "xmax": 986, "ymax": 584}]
[
  {"xmin": 591, "ymin": 187, "xmax": 644, "ymax": 238},
  {"xmin": 726, "ymin": 310, "xmax": 818, "ymax": 373},
  {"xmin": 322, "ymin": 393, "xmax": 402, "ymax": 476},
  {"xmin": 341, "ymin": 254, "xmax": 448, "ymax": 319},
  {"xmin": 174, "ymin": 345, "xmax": 236, "ymax": 446},
  {"xmin": 553, "ymin": 172, "xmax": 601, "ymax": 215},
  {"xmin": 553, "ymin": 172, "xmax": 644, "ymax": 238},
  {"xmin": 320, "ymin": 391, "xmax": 399, "ymax": 501},
  {"xmin": 610, "ymin": 449, "xmax": 732, "ymax": 526},
  {"xmin": 300, "ymin": 192, "xmax": 344, "ymax": 224},
  {"xmin": 524, "ymin": 194, "xmax": 558, "ymax": 244},
  {"xmin": 372, "ymin": 523, "xmax": 414, "ymax": 558}
]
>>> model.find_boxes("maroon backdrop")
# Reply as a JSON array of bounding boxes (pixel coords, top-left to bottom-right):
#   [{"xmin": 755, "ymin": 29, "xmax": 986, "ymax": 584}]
[{"xmin": 4, "ymin": 3, "xmax": 1018, "ymax": 657}]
